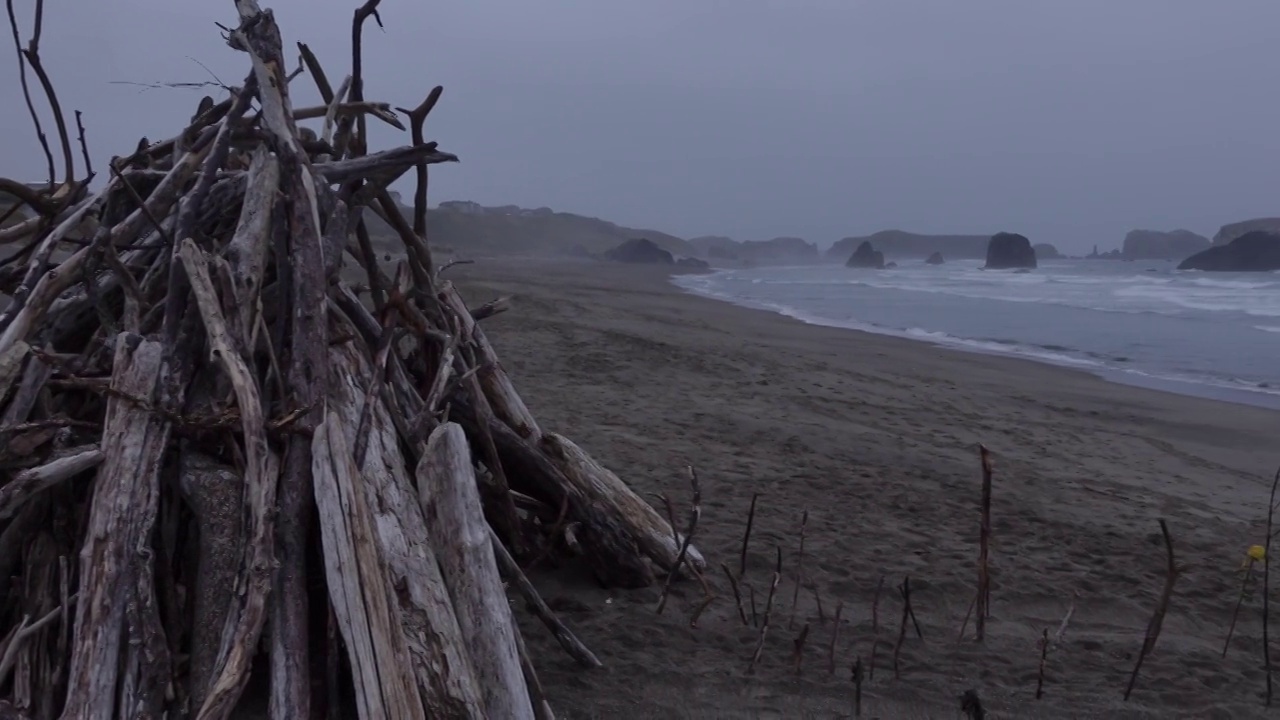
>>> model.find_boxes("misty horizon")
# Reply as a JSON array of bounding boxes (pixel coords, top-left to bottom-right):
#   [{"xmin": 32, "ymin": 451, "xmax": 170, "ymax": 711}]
[{"xmin": 3, "ymin": 0, "xmax": 1280, "ymax": 253}]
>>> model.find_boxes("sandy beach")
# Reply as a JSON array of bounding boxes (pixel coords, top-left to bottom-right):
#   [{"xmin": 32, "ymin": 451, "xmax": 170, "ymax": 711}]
[{"xmin": 449, "ymin": 258, "xmax": 1280, "ymax": 719}]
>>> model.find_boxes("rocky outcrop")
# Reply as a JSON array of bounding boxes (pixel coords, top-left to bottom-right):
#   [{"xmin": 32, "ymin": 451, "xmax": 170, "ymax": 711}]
[
  {"xmin": 1213, "ymin": 218, "xmax": 1280, "ymax": 247},
  {"xmin": 688, "ymin": 235, "xmax": 819, "ymax": 265},
  {"xmin": 925, "ymin": 251, "xmax": 945, "ymax": 265},
  {"xmin": 675, "ymin": 257, "xmax": 711, "ymax": 271},
  {"xmin": 828, "ymin": 230, "xmax": 990, "ymax": 261},
  {"xmin": 390, "ymin": 200, "xmax": 696, "ymax": 257},
  {"xmin": 688, "ymin": 235, "xmax": 737, "ymax": 258},
  {"xmin": 984, "ymin": 233, "xmax": 1036, "ymax": 269},
  {"xmin": 1033, "ymin": 243, "xmax": 1062, "ymax": 260},
  {"xmin": 604, "ymin": 238, "xmax": 674, "ymax": 265},
  {"xmin": 1177, "ymin": 231, "xmax": 1280, "ymax": 272},
  {"xmin": 742, "ymin": 237, "xmax": 819, "ymax": 263},
  {"xmin": 845, "ymin": 241, "xmax": 885, "ymax": 269},
  {"xmin": 1122, "ymin": 229, "xmax": 1210, "ymax": 261}
]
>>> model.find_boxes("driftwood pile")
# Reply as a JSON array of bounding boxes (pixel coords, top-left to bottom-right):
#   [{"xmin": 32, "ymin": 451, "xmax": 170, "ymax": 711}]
[{"xmin": 0, "ymin": 1, "xmax": 704, "ymax": 718}]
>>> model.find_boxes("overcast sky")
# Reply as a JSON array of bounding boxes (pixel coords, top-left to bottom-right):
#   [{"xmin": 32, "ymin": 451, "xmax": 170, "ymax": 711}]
[{"xmin": 3, "ymin": 0, "xmax": 1279, "ymax": 251}]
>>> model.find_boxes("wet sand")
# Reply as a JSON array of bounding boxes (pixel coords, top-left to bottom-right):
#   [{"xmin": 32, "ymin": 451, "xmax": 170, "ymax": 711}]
[{"xmin": 451, "ymin": 257, "xmax": 1280, "ymax": 719}]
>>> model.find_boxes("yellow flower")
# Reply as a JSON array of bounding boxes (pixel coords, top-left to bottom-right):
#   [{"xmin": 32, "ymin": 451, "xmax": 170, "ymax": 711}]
[{"xmin": 1249, "ymin": 545, "xmax": 1267, "ymax": 562}]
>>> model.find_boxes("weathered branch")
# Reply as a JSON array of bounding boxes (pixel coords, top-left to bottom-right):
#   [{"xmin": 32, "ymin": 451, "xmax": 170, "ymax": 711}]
[
  {"xmin": 418, "ymin": 423, "xmax": 533, "ymax": 720},
  {"xmin": 314, "ymin": 411, "xmax": 427, "ymax": 719},
  {"xmin": 0, "ymin": 446, "xmax": 102, "ymax": 522},
  {"xmin": 488, "ymin": 524, "xmax": 602, "ymax": 669},
  {"xmin": 62, "ymin": 335, "xmax": 170, "ymax": 717},
  {"xmin": 178, "ymin": 235, "xmax": 277, "ymax": 720}
]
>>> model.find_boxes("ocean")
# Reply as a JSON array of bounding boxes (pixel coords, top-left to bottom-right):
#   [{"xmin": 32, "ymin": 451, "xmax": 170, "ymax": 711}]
[{"xmin": 672, "ymin": 258, "xmax": 1280, "ymax": 409}]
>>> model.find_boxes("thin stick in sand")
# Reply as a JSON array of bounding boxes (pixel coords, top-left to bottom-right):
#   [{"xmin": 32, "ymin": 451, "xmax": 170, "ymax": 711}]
[
  {"xmin": 790, "ymin": 509, "xmax": 808, "ymax": 630},
  {"xmin": 1035, "ymin": 628, "xmax": 1049, "ymax": 699},
  {"xmin": 749, "ymin": 583, "xmax": 758, "ymax": 627},
  {"xmin": 960, "ymin": 689, "xmax": 985, "ymax": 719},
  {"xmin": 892, "ymin": 576, "xmax": 916, "ymax": 680},
  {"xmin": 684, "ymin": 551, "xmax": 717, "ymax": 628},
  {"xmin": 739, "ymin": 491, "xmax": 759, "ymax": 576},
  {"xmin": 689, "ymin": 596, "xmax": 715, "ymax": 629},
  {"xmin": 1123, "ymin": 518, "xmax": 1179, "ymax": 702},
  {"xmin": 654, "ymin": 492, "xmax": 679, "ymax": 545},
  {"xmin": 1265, "ymin": 466, "xmax": 1279, "ymax": 706},
  {"xmin": 747, "ymin": 547, "xmax": 783, "ymax": 673},
  {"xmin": 791, "ymin": 623, "xmax": 810, "ymax": 675},
  {"xmin": 869, "ymin": 574, "xmax": 885, "ymax": 680},
  {"xmin": 957, "ymin": 593, "xmax": 977, "ymax": 643},
  {"xmin": 1054, "ymin": 594, "xmax": 1077, "ymax": 646},
  {"xmin": 828, "ymin": 599, "xmax": 844, "ymax": 675},
  {"xmin": 977, "ymin": 444, "xmax": 993, "ymax": 642},
  {"xmin": 488, "ymin": 526, "xmax": 601, "ymax": 669},
  {"xmin": 851, "ymin": 658, "xmax": 863, "ymax": 719},
  {"xmin": 957, "ymin": 592, "xmax": 977, "ymax": 643},
  {"xmin": 721, "ymin": 563, "xmax": 749, "ymax": 626},
  {"xmin": 813, "ymin": 587, "xmax": 825, "ymax": 625},
  {"xmin": 655, "ymin": 466, "xmax": 701, "ymax": 615}
]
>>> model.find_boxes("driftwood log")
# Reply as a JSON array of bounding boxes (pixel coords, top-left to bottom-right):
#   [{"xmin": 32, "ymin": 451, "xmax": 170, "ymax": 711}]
[{"xmin": 0, "ymin": 0, "xmax": 706, "ymax": 716}]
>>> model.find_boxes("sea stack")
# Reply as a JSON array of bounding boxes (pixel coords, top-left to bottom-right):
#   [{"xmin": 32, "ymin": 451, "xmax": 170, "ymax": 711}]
[
  {"xmin": 604, "ymin": 238, "xmax": 674, "ymax": 265},
  {"xmin": 1033, "ymin": 243, "xmax": 1062, "ymax": 260},
  {"xmin": 984, "ymin": 232, "xmax": 1037, "ymax": 269},
  {"xmin": 925, "ymin": 251, "xmax": 945, "ymax": 265},
  {"xmin": 1122, "ymin": 230, "xmax": 1209, "ymax": 261},
  {"xmin": 845, "ymin": 240, "xmax": 885, "ymax": 269},
  {"xmin": 1177, "ymin": 231, "xmax": 1280, "ymax": 272}
]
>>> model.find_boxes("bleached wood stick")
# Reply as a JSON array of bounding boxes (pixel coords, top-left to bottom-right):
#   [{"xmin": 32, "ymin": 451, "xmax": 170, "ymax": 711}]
[
  {"xmin": 438, "ymin": 280, "xmax": 541, "ymax": 440},
  {"xmin": 221, "ymin": 146, "xmax": 279, "ymax": 344},
  {"xmin": 178, "ymin": 236, "xmax": 277, "ymax": 720},
  {"xmin": 326, "ymin": 323, "xmax": 486, "ymax": 716},
  {"xmin": 417, "ymin": 423, "xmax": 535, "ymax": 720},
  {"xmin": 543, "ymin": 433, "xmax": 706, "ymax": 574},
  {"xmin": 62, "ymin": 335, "xmax": 170, "ymax": 718},
  {"xmin": 312, "ymin": 412, "xmax": 428, "ymax": 720},
  {"xmin": 449, "ymin": 395, "xmax": 654, "ymax": 588}
]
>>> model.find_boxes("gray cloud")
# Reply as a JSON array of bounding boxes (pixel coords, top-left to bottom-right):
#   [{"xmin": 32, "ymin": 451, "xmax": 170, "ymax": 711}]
[{"xmin": 4, "ymin": 0, "xmax": 1279, "ymax": 251}]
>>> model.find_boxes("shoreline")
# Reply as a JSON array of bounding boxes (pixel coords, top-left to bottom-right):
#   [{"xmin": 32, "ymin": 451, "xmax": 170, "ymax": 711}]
[
  {"xmin": 673, "ymin": 265, "xmax": 1280, "ymax": 411},
  {"xmin": 452, "ymin": 257, "xmax": 1280, "ymax": 719}
]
